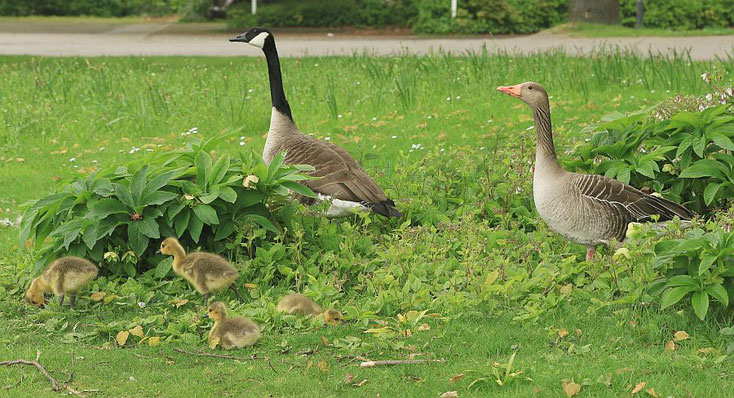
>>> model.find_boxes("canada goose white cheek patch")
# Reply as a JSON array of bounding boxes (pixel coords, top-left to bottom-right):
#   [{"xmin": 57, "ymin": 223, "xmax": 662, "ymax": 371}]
[{"xmin": 248, "ymin": 32, "xmax": 270, "ymax": 49}]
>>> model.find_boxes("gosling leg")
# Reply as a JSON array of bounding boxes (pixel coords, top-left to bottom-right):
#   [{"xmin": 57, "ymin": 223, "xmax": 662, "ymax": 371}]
[
  {"xmin": 70, "ymin": 294, "xmax": 77, "ymax": 308},
  {"xmin": 203, "ymin": 293, "xmax": 210, "ymax": 304},
  {"xmin": 230, "ymin": 284, "xmax": 244, "ymax": 302},
  {"xmin": 58, "ymin": 295, "xmax": 65, "ymax": 307}
]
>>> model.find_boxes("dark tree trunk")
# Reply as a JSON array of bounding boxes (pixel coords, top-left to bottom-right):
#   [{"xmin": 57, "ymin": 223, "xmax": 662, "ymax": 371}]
[{"xmin": 569, "ymin": 0, "xmax": 620, "ymax": 25}]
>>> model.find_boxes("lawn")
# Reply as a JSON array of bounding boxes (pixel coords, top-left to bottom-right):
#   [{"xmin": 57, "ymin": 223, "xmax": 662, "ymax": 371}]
[
  {"xmin": 0, "ymin": 50, "xmax": 733, "ymax": 397},
  {"xmin": 547, "ymin": 22, "xmax": 734, "ymax": 37}
]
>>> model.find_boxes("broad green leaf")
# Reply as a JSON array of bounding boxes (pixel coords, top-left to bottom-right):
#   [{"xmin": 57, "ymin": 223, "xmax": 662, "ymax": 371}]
[
  {"xmin": 660, "ymin": 286, "xmax": 696, "ymax": 309},
  {"xmin": 82, "ymin": 224, "xmax": 98, "ymax": 250},
  {"xmin": 95, "ymin": 218, "xmax": 120, "ymax": 238},
  {"xmin": 705, "ymin": 284, "xmax": 729, "ymax": 307},
  {"xmin": 245, "ymin": 214, "xmax": 278, "ymax": 233},
  {"xmin": 691, "ymin": 291, "xmax": 709, "ymax": 320},
  {"xmin": 124, "ymin": 262, "xmax": 137, "ymax": 277},
  {"xmin": 666, "ymin": 274, "xmax": 699, "ymax": 287},
  {"xmin": 218, "ymin": 186, "xmax": 237, "ymax": 203},
  {"xmin": 209, "ymin": 154, "xmax": 230, "ymax": 186},
  {"xmin": 214, "ymin": 219, "xmax": 236, "ymax": 240},
  {"xmin": 114, "ymin": 183, "xmax": 135, "ymax": 209},
  {"xmin": 710, "ymin": 133, "xmax": 734, "ymax": 151},
  {"xmin": 174, "ymin": 209, "xmax": 190, "ymax": 237},
  {"xmin": 698, "ymin": 254, "xmax": 717, "ymax": 275},
  {"xmin": 141, "ymin": 169, "xmax": 180, "ymax": 200},
  {"xmin": 127, "ymin": 221, "xmax": 149, "ymax": 256},
  {"xmin": 703, "ymin": 182, "xmax": 725, "ymax": 206},
  {"xmin": 188, "ymin": 214, "xmax": 204, "ymax": 242},
  {"xmin": 646, "ymin": 279, "xmax": 667, "ymax": 296},
  {"xmin": 252, "ymin": 162, "xmax": 269, "ymax": 181},
  {"xmin": 267, "ymin": 152, "xmax": 286, "ymax": 181},
  {"xmin": 616, "ymin": 167, "xmax": 631, "ymax": 184},
  {"xmin": 195, "ymin": 151, "xmax": 212, "ymax": 190},
  {"xmin": 193, "ymin": 204, "xmax": 219, "ymax": 225},
  {"xmin": 141, "ymin": 191, "xmax": 178, "ymax": 207},
  {"xmin": 154, "ymin": 257, "xmax": 173, "ymax": 279},
  {"xmin": 137, "ymin": 217, "xmax": 160, "ymax": 239},
  {"xmin": 679, "ymin": 160, "xmax": 727, "ymax": 180},
  {"xmin": 199, "ymin": 185, "xmax": 220, "ymax": 204},
  {"xmin": 130, "ymin": 166, "xmax": 149, "ymax": 205},
  {"xmin": 167, "ymin": 202, "xmax": 185, "ymax": 220},
  {"xmin": 91, "ymin": 198, "xmax": 130, "ymax": 218},
  {"xmin": 281, "ymin": 181, "xmax": 317, "ymax": 198}
]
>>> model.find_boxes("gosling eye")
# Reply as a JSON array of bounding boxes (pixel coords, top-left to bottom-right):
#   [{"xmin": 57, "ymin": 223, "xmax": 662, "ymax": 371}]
[{"xmin": 528, "ymin": 86, "xmax": 533, "ymax": 90}]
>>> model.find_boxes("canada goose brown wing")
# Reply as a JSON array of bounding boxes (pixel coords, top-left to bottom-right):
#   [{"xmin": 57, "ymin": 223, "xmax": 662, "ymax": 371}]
[
  {"xmin": 280, "ymin": 136, "xmax": 401, "ymax": 217},
  {"xmin": 571, "ymin": 173, "xmax": 695, "ymax": 222}
]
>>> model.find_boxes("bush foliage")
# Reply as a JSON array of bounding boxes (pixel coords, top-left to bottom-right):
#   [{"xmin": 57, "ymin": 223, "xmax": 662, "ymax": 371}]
[
  {"xmin": 19, "ymin": 132, "xmax": 315, "ymax": 276},
  {"xmin": 621, "ymin": 0, "xmax": 734, "ymax": 30}
]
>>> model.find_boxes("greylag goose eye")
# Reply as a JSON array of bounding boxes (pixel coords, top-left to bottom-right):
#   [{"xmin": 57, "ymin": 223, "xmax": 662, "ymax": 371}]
[
  {"xmin": 498, "ymin": 82, "xmax": 695, "ymax": 260},
  {"xmin": 230, "ymin": 28, "xmax": 401, "ymax": 219},
  {"xmin": 159, "ymin": 237, "xmax": 243, "ymax": 304}
]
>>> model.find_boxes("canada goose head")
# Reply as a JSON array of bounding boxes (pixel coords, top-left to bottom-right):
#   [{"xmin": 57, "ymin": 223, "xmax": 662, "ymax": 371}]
[
  {"xmin": 230, "ymin": 27, "xmax": 273, "ymax": 50},
  {"xmin": 25, "ymin": 278, "xmax": 45, "ymax": 308},
  {"xmin": 158, "ymin": 237, "xmax": 181, "ymax": 256},
  {"xmin": 207, "ymin": 301, "xmax": 228, "ymax": 322},
  {"xmin": 323, "ymin": 309, "xmax": 346, "ymax": 326},
  {"xmin": 497, "ymin": 82, "xmax": 548, "ymax": 108}
]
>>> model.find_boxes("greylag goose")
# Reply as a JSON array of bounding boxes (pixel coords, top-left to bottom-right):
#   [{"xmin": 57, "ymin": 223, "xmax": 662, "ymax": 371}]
[
  {"xmin": 230, "ymin": 28, "xmax": 401, "ymax": 218},
  {"xmin": 497, "ymin": 82, "xmax": 694, "ymax": 260}
]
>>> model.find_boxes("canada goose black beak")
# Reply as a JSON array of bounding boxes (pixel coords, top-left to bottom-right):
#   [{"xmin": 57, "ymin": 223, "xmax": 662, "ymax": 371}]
[{"xmin": 229, "ymin": 34, "xmax": 248, "ymax": 43}]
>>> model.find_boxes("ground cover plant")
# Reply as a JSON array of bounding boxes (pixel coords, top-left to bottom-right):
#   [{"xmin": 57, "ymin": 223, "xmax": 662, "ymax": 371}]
[{"xmin": 0, "ymin": 49, "xmax": 733, "ymax": 396}]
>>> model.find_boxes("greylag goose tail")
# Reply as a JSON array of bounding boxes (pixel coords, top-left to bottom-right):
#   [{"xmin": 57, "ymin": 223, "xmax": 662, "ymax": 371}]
[{"xmin": 498, "ymin": 82, "xmax": 695, "ymax": 260}]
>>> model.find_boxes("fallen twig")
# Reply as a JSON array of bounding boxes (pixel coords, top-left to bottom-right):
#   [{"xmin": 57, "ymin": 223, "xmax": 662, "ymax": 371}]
[
  {"xmin": 359, "ymin": 359, "xmax": 446, "ymax": 368},
  {"xmin": 0, "ymin": 351, "xmax": 60, "ymax": 391},
  {"xmin": 172, "ymin": 348, "xmax": 276, "ymax": 372}
]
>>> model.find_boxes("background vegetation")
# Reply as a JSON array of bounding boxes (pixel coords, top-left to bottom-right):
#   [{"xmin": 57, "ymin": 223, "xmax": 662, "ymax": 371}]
[
  {"xmin": 1, "ymin": 49, "xmax": 733, "ymax": 396},
  {"xmin": 1, "ymin": 0, "xmax": 732, "ymax": 34}
]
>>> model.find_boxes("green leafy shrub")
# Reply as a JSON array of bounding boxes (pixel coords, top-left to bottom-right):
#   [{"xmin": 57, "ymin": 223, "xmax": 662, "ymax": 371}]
[
  {"xmin": 227, "ymin": 0, "xmax": 419, "ymax": 29},
  {"xmin": 412, "ymin": 0, "xmax": 567, "ymax": 34},
  {"xmin": 620, "ymin": 0, "xmax": 734, "ymax": 30},
  {"xmin": 0, "ymin": 0, "xmax": 199, "ymax": 17},
  {"xmin": 648, "ymin": 227, "xmax": 733, "ymax": 320},
  {"xmin": 567, "ymin": 104, "xmax": 734, "ymax": 213},
  {"xmin": 19, "ymin": 132, "xmax": 315, "ymax": 275}
]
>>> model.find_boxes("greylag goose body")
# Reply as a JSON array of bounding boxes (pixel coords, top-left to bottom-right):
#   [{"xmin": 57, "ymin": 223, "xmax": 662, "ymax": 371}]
[
  {"xmin": 497, "ymin": 82, "xmax": 694, "ymax": 260},
  {"xmin": 230, "ymin": 28, "xmax": 401, "ymax": 218}
]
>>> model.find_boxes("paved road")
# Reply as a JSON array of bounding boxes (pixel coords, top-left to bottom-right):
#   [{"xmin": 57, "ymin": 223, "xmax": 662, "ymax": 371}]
[{"xmin": 0, "ymin": 22, "xmax": 730, "ymax": 60}]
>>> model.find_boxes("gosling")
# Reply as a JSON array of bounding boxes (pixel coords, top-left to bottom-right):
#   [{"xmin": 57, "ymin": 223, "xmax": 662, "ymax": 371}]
[
  {"xmin": 159, "ymin": 237, "xmax": 242, "ymax": 303},
  {"xmin": 25, "ymin": 256, "xmax": 98, "ymax": 308},
  {"xmin": 207, "ymin": 301, "xmax": 261, "ymax": 349},
  {"xmin": 277, "ymin": 293, "xmax": 346, "ymax": 326}
]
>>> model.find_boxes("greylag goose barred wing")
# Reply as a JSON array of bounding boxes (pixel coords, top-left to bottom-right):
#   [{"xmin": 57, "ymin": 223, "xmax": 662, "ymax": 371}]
[{"xmin": 571, "ymin": 173, "xmax": 695, "ymax": 222}]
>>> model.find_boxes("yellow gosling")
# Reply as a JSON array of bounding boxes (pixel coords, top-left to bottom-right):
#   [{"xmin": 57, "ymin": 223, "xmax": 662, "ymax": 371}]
[
  {"xmin": 25, "ymin": 256, "xmax": 98, "ymax": 308},
  {"xmin": 277, "ymin": 293, "xmax": 345, "ymax": 326},
  {"xmin": 159, "ymin": 237, "xmax": 242, "ymax": 303},
  {"xmin": 207, "ymin": 301, "xmax": 261, "ymax": 349}
]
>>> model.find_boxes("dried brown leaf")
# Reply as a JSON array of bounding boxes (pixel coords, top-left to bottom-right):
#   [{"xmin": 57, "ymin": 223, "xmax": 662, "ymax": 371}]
[
  {"xmin": 646, "ymin": 388, "xmax": 659, "ymax": 397},
  {"xmin": 562, "ymin": 379, "xmax": 581, "ymax": 397},
  {"xmin": 664, "ymin": 340, "xmax": 676, "ymax": 352},
  {"xmin": 558, "ymin": 329, "xmax": 569, "ymax": 339},
  {"xmin": 90, "ymin": 291, "xmax": 106, "ymax": 301},
  {"xmin": 449, "ymin": 373, "xmax": 465, "ymax": 383},
  {"xmin": 129, "ymin": 325, "xmax": 144, "ymax": 338},
  {"xmin": 673, "ymin": 331, "xmax": 689, "ymax": 341},
  {"xmin": 148, "ymin": 337, "xmax": 161, "ymax": 347},
  {"xmin": 116, "ymin": 331, "xmax": 129, "ymax": 347},
  {"xmin": 321, "ymin": 336, "xmax": 330, "ymax": 346},
  {"xmin": 440, "ymin": 391, "xmax": 458, "ymax": 398},
  {"xmin": 344, "ymin": 373, "xmax": 354, "ymax": 384},
  {"xmin": 631, "ymin": 382, "xmax": 646, "ymax": 394},
  {"xmin": 418, "ymin": 323, "xmax": 430, "ymax": 332}
]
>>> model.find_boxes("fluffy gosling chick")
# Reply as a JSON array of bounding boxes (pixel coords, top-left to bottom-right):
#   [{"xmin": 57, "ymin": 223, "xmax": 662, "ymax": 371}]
[
  {"xmin": 159, "ymin": 237, "xmax": 242, "ymax": 303},
  {"xmin": 277, "ymin": 293, "xmax": 345, "ymax": 326},
  {"xmin": 25, "ymin": 256, "xmax": 98, "ymax": 308},
  {"xmin": 207, "ymin": 301, "xmax": 261, "ymax": 349}
]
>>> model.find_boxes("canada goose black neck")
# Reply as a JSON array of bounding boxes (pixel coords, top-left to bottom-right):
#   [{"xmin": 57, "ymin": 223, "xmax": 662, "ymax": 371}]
[{"xmin": 262, "ymin": 38, "xmax": 293, "ymax": 121}]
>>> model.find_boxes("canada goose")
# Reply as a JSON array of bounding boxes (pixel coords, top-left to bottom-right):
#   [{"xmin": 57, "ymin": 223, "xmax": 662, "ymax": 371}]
[
  {"xmin": 277, "ymin": 293, "xmax": 345, "ymax": 325},
  {"xmin": 25, "ymin": 256, "xmax": 98, "ymax": 308},
  {"xmin": 159, "ymin": 237, "xmax": 243, "ymax": 303},
  {"xmin": 230, "ymin": 28, "xmax": 401, "ymax": 218},
  {"xmin": 207, "ymin": 301, "xmax": 261, "ymax": 349},
  {"xmin": 497, "ymin": 82, "xmax": 694, "ymax": 260}
]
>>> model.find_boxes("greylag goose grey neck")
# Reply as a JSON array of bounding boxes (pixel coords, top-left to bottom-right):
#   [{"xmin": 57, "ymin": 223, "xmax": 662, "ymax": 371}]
[
  {"xmin": 497, "ymin": 82, "xmax": 695, "ymax": 260},
  {"xmin": 230, "ymin": 28, "xmax": 401, "ymax": 218}
]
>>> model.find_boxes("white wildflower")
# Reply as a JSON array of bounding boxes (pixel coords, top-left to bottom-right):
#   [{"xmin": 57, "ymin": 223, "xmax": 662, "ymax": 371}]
[
  {"xmin": 69, "ymin": 157, "xmax": 76, "ymax": 162},
  {"xmin": 324, "ymin": 137, "xmax": 331, "ymax": 141},
  {"xmin": 137, "ymin": 302, "xmax": 146, "ymax": 308}
]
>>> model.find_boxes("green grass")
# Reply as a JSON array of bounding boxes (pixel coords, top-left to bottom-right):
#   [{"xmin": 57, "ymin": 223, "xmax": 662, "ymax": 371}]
[
  {"xmin": 547, "ymin": 23, "xmax": 734, "ymax": 37},
  {"xmin": 1, "ymin": 51, "xmax": 733, "ymax": 397}
]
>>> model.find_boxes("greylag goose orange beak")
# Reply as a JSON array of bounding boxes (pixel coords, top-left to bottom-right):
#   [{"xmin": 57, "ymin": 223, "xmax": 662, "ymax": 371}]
[{"xmin": 497, "ymin": 84, "xmax": 522, "ymax": 98}]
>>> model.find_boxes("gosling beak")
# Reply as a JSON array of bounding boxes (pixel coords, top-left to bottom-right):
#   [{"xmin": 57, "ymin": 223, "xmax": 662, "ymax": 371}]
[
  {"xmin": 204, "ymin": 313, "xmax": 209, "ymax": 318},
  {"xmin": 497, "ymin": 84, "xmax": 522, "ymax": 98},
  {"xmin": 229, "ymin": 33, "xmax": 248, "ymax": 43}
]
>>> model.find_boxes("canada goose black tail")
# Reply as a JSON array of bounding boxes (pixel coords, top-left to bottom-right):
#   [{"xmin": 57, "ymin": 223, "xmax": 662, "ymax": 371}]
[{"xmin": 368, "ymin": 199, "xmax": 402, "ymax": 218}]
